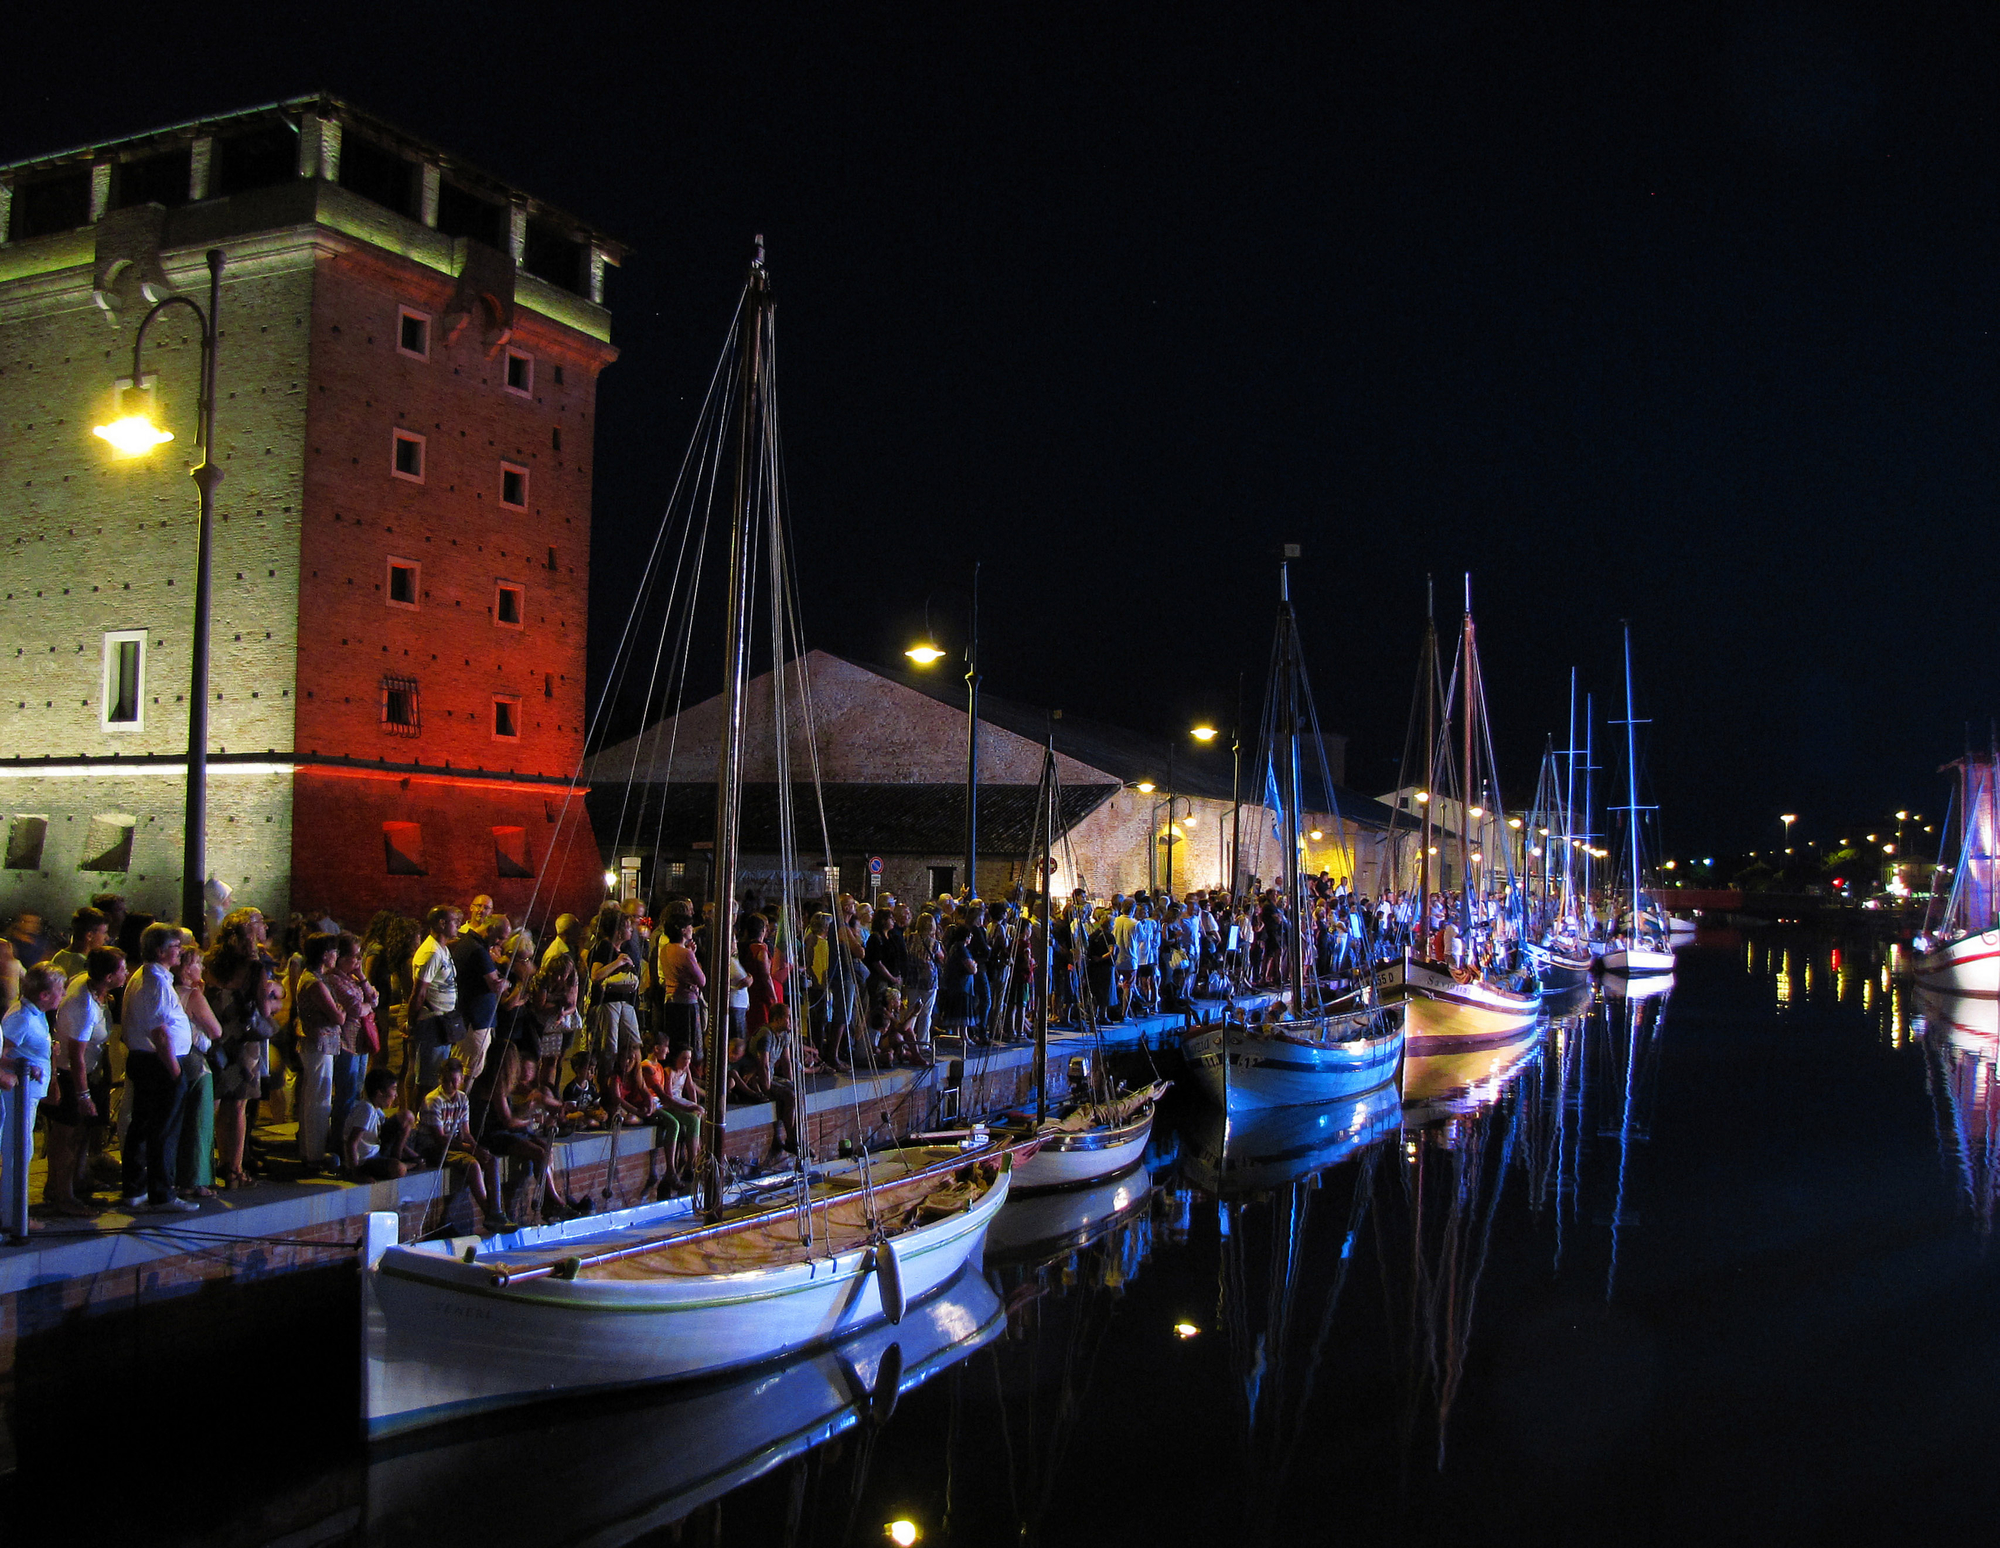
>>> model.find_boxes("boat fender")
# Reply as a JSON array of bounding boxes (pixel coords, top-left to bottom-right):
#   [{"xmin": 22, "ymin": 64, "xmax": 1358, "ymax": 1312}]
[
  {"xmin": 873, "ymin": 1238, "xmax": 906, "ymax": 1325},
  {"xmin": 553, "ymin": 1256, "xmax": 585, "ymax": 1282},
  {"xmin": 870, "ymin": 1341, "xmax": 905, "ymax": 1425}
]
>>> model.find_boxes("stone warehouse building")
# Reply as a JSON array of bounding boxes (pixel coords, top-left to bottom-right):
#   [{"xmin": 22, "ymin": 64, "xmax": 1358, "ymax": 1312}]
[
  {"xmin": 584, "ymin": 651, "xmax": 1402, "ymax": 909},
  {"xmin": 0, "ymin": 95, "xmax": 620, "ymax": 928}
]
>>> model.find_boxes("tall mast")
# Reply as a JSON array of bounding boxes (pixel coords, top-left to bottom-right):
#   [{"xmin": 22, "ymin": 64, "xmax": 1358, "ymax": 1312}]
[
  {"xmin": 1282, "ymin": 561, "xmax": 1306, "ymax": 1013},
  {"xmin": 1035, "ymin": 727, "xmax": 1055, "ymax": 1122},
  {"xmin": 1621, "ymin": 625, "xmax": 1642, "ymax": 941},
  {"xmin": 1561, "ymin": 668, "xmax": 1578, "ymax": 923},
  {"xmin": 1460, "ymin": 575, "xmax": 1475, "ymax": 914},
  {"xmin": 701, "ymin": 239, "xmax": 770, "ymax": 1215},
  {"xmin": 1419, "ymin": 576, "xmax": 1435, "ymax": 916},
  {"xmin": 1582, "ymin": 695, "xmax": 1596, "ymax": 928}
]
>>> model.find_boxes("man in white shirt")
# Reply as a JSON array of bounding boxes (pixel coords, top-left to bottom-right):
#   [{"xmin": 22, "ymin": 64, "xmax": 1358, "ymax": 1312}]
[
  {"xmin": 405, "ymin": 906, "xmax": 461, "ymax": 1100},
  {"xmin": 120, "ymin": 924, "xmax": 198, "ymax": 1212}
]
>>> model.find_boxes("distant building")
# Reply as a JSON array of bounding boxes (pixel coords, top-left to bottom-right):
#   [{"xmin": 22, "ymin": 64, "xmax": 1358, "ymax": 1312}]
[
  {"xmin": 585, "ymin": 651, "xmax": 1400, "ymax": 908},
  {"xmin": 0, "ymin": 95, "xmax": 623, "ymax": 928}
]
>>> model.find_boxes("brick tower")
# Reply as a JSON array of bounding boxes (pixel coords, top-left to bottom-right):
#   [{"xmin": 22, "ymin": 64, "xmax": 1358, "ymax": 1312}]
[{"xmin": 0, "ymin": 94, "xmax": 622, "ymax": 931}]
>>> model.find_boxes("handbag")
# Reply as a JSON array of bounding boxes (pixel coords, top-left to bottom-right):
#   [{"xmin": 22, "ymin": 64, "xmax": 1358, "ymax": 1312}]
[{"xmin": 203, "ymin": 1037, "xmax": 230, "ymax": 1076}]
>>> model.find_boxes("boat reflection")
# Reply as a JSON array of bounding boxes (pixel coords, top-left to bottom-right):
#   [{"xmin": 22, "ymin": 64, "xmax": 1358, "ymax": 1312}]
[
  {"xmin": 358, "ymin": 1262, "xmax": 1004, "ymax": 1547},
  {"xmin": 1918, "ymin": 989, "xmax": 2000, "ymax": 1236},
  {"xmin": 985, "ymin": 1165, "xmax": 1155, "ymax": 1264},
  {"xmin": 1179, "ymin": 1084, "xmax": 1403, "ymax": 1196}
]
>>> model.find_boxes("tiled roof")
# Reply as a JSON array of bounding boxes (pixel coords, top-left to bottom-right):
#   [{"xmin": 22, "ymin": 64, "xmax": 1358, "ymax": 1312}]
[{"xmin": 591, "ymin": 781, "xmax": 1120, "ymax": 858}]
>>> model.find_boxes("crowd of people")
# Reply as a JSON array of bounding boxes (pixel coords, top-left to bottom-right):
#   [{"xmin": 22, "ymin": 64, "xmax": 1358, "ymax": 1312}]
[{"xmin": 0, "ymin": 869, "xmax": 1520, "ymax": 1240}]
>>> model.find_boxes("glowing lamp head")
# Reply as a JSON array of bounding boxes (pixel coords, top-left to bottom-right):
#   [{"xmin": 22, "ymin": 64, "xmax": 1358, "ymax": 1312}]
[
  {"xmin": 1507, "ymin": 817, "xmax": 1523, "ymax": 829},
  {"xmin": 93, "ymin": 383, "xmax": 174, "ymax": 457},
  {"xmin": 1468, "ymin": 805, "xmax": 1484, "ymax": 819},
  {"xmin": 1183, "ymin": 813, "xmax": 1197, "ymax": 827},
  {"xmin": 1173, "ymin": 1320, "xmax": 1199, "ymax": 1340},
  {"xmin": 1308, "ymin": 828, "xmax": 1322, "ymax": 840},
  {"xmin": 1191, "ymin": 724, "xmax": 1218, "ymax": 742},
  {"xmin": 603, "ymin": 870, "xmax": 618, "ymax": 889},
  {"xmin": 886, "ymin": 1522, "xmax": 920, "ymax": 1547},
  {"xmin": 1414, "ymin": 791, "xmax": 1430, "ymax": 804},
  {"xmin": 1135, "ymin": 781, "xmax": 1155, "ymax": 794},
  {"xmin": 1896, "ymin": 811, "xmax": 1908, "ymax": 821},
  {"xmin": 903, "ymin": 643, "xmax": 946, "ymax": 666}
]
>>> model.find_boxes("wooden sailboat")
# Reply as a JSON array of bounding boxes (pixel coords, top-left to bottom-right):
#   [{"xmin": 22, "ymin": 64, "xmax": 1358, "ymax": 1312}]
[
  {"xmin": 362, "ymin": 243, "xmax": 1015, "ymax": 1439},
  {"xmin": 1599, "ymin": 626, "xmax": 1674, "ymax": 977},
  {"xmin": 1181, "ymin": 555, "xmax": 1406, "ymax": 1111},
  {"xmin": 1389, "ymin": 579, "xmax": 1543, "ymax": 1046},
  {"xmin": 1912, "ymin": 751, "xmax": 2000, "ymax": 995},
  {"xmin": 1524, "ymin": 670, "xmax": 1594, "ymax": 990}
]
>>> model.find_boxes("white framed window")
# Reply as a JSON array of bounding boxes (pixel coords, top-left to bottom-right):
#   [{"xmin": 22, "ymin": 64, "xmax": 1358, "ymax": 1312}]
[
  {"xmin": 499, "ymin": 462, "xmax": 528, "ymax": 509},
  {"xmin": 494, "ymin": 579, "xmax": 524, "ymax": 628},
  {"xmin": 504, "ymin": 348, "xmax": 533, "ymax": 396},
  {"xmin": 392, "ymin": 428, "xmax": 425, "ymax": 482},
  {"xmin": 386, "ymin": 556, "xmax": 420, "ymax": 610},
  {"xmin": 397, "ymin": 306, "xmax": 431, "ymax": 360},
  {"xmin": 492, "ymin": 695, "xmax": 522, "ymax": 740},
  {"xmin": 101, "ymin": 629, "xmax": 146, "ymax": 730}
]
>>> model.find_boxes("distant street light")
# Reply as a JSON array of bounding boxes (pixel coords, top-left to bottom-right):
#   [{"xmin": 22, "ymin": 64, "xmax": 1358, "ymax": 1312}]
[
  {"xmin": 903, "ymin": 643, "xmax": 945, "ymax": 665},
  {"xmin": 1191, "ymin": 724, "xmax": 1218, "ymax": 741}
]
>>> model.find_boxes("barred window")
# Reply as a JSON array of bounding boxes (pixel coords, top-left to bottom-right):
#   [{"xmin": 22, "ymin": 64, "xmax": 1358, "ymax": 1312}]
[{"xmin": 381, "ymin": 676, "xmax": 420, "ymax": 736}]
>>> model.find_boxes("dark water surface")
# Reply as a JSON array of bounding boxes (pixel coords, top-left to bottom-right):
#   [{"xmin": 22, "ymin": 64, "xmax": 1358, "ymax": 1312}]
[{"xmin": 30, "ymin": 931, "xmax": 2000, "ymax": 1545}]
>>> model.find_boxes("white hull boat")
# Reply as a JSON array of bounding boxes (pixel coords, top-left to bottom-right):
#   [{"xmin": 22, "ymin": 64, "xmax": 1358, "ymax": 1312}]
[
  {"xmin": 1912, "ymin": 932, "xmax": 2000, "ymax": 997},
  {"xmin": 1390, "ymin": 957, "xmax": 1543, "ymax": 1050},
  {"xmin": 361, "ymin": 1262, "xmax": 1004, "ymax": 1543},
  {"xmin": 1600, "ymin": 942, "xmax": 1677, "ymax": 976},
  {"xmin": 1667, "ymin": 917, "xmax": 1698, "ymax": 944},
  {"xmin": 996, "ymin": 1090, "xmax": 1161, "ymax": 1193},
  {"xmin": 1181, "ymin": 1003, "xmax": 1405, "ymax": 1111},
  {"xmin": 364, "ymin": 1143, "xmax": 1013, "ymax": 1439}
]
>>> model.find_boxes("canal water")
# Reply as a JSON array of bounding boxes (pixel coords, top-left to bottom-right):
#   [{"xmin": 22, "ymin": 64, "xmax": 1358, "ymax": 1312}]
[{"xmin": 34, "ymin": 930, "xmax": 2000, "ymax": 1545}]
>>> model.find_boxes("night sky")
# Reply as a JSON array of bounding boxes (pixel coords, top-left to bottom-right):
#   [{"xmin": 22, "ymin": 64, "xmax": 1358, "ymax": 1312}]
[{"xmin": 6, "ymin": 4, "xmax": 1994, "ymax": 855}]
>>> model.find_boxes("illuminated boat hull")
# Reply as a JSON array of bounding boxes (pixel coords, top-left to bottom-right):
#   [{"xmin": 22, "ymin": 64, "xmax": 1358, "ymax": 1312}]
[
  {"xmin": 998, "ymin": 1108, "xmax": 1155, "ymax": 1192},
  {"xmin": 363, "ymin": 1145, "xmax": 1010, "ymax": 1438},
  {"xmin": 1180, "ymin": 1004, "xmax": 1405, "ymax": 1111},
  {"xmin": 1912, "ymin": 932, "xmax": 2000, "ymax": 997},
  {"xmin": 1600, "ymin": 943, "xmax": 1677, "ymax": 976},
  {"xmin": 1391, "ymin": 957, "xmax": 1543, "ymax": 1050}
]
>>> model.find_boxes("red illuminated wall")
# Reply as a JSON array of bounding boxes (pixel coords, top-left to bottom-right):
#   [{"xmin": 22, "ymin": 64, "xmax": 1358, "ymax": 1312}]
[{"xmin": 289, "ymin": 240, "xmax": 615, "ymax": 931}]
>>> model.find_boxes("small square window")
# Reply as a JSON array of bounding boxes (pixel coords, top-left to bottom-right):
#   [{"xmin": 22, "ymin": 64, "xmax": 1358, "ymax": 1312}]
[
  {"xmin": 101, "ymin": 629, "xmax": 146, "ymax": 731},
  {"xmin": 5, "ymin": 816, "xmax": 48, "ymax": 871},
  {"xmin": 397, "ymin": 307, "xmax": 430, "ymax": 360},
  {"xmin": 505, "ymin": 349, "xmax": 533, "ymax": 396},
  {"xmin": 493, "ymin": 825, "xmax": 533, "ymax": 879},
  {"xmin": 500, "ymin": 463, "xmax": 528, "ymax": 509},
  {"xmin": 492, "ymin": 696, "xmax": 521, "ymax": 740},
  {"xmin": 386, "ymin": 557, "xmax": 420, "ymax": 610},
  {"xmin": 392, "ymin": 429, "xmax": 425, "ymax": 482},
  {"xmin": 80, "ymin": 814, "xmax": 136, "ymax": 873},
  {"xmin": 494, "ymin": 580, "xmax": 524, "ymax": 628},
  {"xmin": 384, "ymin": 821, "xmax": 425, "ymax": 876},
  {"xmin": 382, "ymin": 675, "xmax": 420, "ymax": 736}
]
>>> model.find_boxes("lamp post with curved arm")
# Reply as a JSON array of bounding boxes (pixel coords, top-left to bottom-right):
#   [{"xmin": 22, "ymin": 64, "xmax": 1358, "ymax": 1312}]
[
  {"xmin": 904, "ymin": 560, "xmax": 981, "ymax": 897},
  {"xmin": 92, "ymin": 248, "xmax": 224, "ymax": 939}
]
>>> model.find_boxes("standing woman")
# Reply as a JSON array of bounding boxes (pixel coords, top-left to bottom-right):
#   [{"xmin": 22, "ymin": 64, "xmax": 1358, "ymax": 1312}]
[
  {"xmin": 292, "ymin": 932, "xmax": 345, "ymax": 1175},
  {"xmin": 173, "ymin": 929, "xmax": 222, "ymax": 1199},
  {"xmin": 207, "ymin": 951, "xmax": 276, "ymax": 1190},
  {"xmin": 325, "ymin": 932, "xmax": 380, "ymax": 1143},
  {"xmin": 653, "ymin": 916, "xmax": 706, "ymax": 1057},
  {"xmin": 738, "ymin": 910, "xmax": 790, "ymax": 1047},
  {"xmin": 933, "ymin": 918, "xmax": 980, "ymax": 1047}
]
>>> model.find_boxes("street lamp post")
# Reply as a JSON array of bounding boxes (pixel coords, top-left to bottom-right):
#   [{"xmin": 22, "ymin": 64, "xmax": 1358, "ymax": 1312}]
[
  {"xmin": 93, "ymin": 248, "xmax": 225, "ymax": 940},
  {"xmin": 905, "ymin": 560, "xmax": 980, "ymax": 898}
]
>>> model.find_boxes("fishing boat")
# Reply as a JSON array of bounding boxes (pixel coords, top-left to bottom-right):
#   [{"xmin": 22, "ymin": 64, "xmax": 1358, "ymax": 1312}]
[
  {"xmin": 364, "ymin": 1140, "xmax": 1014, "ymax": 1437},
  {"xmin": 365, "ymin": 243, "xmax": 1013, "ymax": 1439},
  {"xmin": 361, "ymin": 1262, "xmax": 1004, "ymax": 1545},
  {"xmin": 1387, "ymin": 579, "xmax": 1542, "ymax": 1046},
  {"xmin": 1599, "ymin": 626, "xmax": 1675, "ymax": 978},
  {"xmin": 1912, "ymin": 754, "xmax": 2000, "ymax": 996},
  {"xmin": 1179, "ymin": 555, "xmax": 1406, "ymax": 1110}
]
